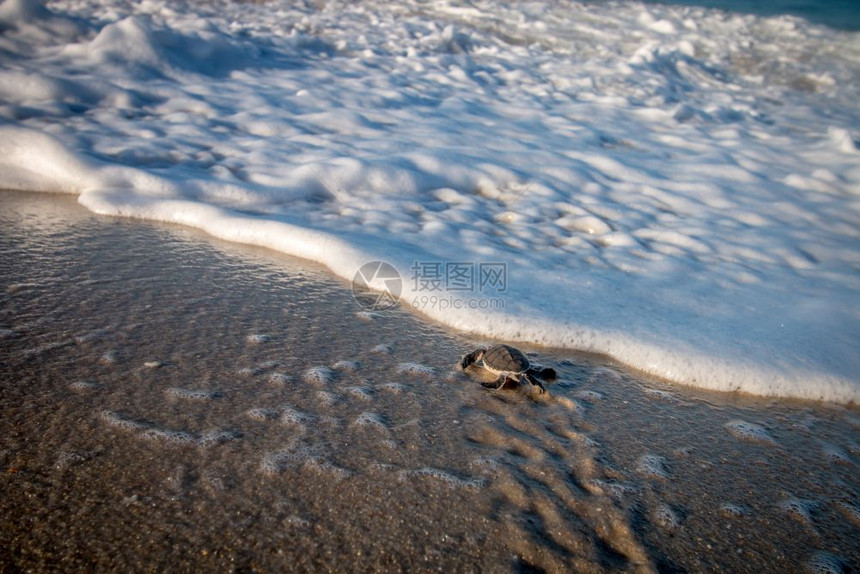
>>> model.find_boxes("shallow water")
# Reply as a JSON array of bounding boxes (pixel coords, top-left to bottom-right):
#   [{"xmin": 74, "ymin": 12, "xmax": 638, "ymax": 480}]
[{"xmin": 1, "ymin": 191, "xmax": 857, "ymax": 572}]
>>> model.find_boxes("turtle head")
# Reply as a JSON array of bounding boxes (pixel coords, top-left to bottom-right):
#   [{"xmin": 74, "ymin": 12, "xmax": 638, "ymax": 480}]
[{"xmin": 538, "ymin": 367, "xmax": 557, "ymax": 381}]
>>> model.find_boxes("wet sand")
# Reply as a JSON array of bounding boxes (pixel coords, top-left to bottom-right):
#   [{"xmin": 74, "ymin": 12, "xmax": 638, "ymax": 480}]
[{"xmin": 1, "ymin": 190, "xmax": 857, "ymax": 573}]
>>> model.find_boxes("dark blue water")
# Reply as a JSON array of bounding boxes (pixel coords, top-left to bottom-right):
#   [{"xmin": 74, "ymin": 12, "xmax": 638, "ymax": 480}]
[{"xmin": 644, "ymin": 0, "xmax": 860, "ymax": 30}]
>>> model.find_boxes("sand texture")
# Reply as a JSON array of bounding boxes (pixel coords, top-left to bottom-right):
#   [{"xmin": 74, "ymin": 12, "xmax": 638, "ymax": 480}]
[{"xmin": 1, "ymin": 191, "xmax": 858, "ymax": 572}]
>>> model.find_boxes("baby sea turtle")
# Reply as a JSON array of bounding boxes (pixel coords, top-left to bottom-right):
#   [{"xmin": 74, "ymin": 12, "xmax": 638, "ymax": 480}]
[{"xmin": 459, "ymin": 344, "xmax": 556, "ymax": 394}]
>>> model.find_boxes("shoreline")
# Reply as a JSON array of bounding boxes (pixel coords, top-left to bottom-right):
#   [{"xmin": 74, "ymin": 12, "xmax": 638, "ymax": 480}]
[{"xmin": 1, "ymin": 190, "xmax": 858, "ymax": 572}]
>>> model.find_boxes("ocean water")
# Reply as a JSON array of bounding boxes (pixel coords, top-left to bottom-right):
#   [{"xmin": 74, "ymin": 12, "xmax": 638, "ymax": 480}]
[
  {"xmin": 0, "ymin": 0, "xmax": 858, "ymax": 402},
  {"xmin": 645, "ymin": 0, "xmax": 860, "ymax": 30}
]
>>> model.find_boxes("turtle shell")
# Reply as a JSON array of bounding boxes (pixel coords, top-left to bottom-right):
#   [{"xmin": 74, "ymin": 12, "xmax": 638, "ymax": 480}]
[{"xmin": 482, "ymin": 344, "xmax": 530, "ymax": 374}]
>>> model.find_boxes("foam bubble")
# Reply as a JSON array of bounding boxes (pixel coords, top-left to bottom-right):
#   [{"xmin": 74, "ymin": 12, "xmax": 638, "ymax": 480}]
[
  {"xmin": 267, "ymin": 372, "xmax": 294, "ymax": 386},
  {"xmin": 644, "ymin": 389, "xmax": 678, "ymax": 402},
  {"xmin": 166, "ymin": 387, "xmax": 221, "ymax": 400},
  {"xmin": 303, "ymin": 366, "xmax": 335, "ymax": 385},
  {"xmin": 316, "ymin": 391, "xmax": 338, "ymax": 406},
  {"xmin": 237, "ymin": 366, "xmax": 264, "ymax": 377},
  {"xmin": 356, "ymin": 312, "xmax": 380, "ymax": 322},
  {"xmin": 246, "ymin": 333, "xmax": 271, "ymax": 344},
  {"xmin": 69, "ymin": 380, "xmax": 100, "ymax": 392},
  {"xmin": 724, "ymin": 420, "xmax": 776, "ymax": 445},
  {"xmin": 637, "ymin": 454, "xmax": 670, "ymax": 479},
  {"xmin": 396, "ymin": 362, "xmax": 435, "ymax": 377},
  {"xmin": 399, "ymin": 468, "xmax": 485, "ymax": 490},
  {"xmin": 378, "ymin": 382, "xmax": 404, "ymax": 394},
  {"xmin": 352, "ymin": 412, "xmax": 388, "ymax": 431},
  {"xmin": 54, "ymin": 450, "xmax": 89, "ymax": 469},
  {"xmin": 99, "ymin": 350, "xmax": 118, "ymax": 365},
  {"xmin": 281, "ymin": 406, "xmax": 313, "ymax": 426},
  {"xmin": 333, "ymin": 360, "xmax": 360, "ymax": 372},
  {"xmin": 654, "ymin": 504, "xmax": 680, "ymax": 529},
  {"xmin": 370, "ymin": 344, "xmax": 392, "ymax": 355},
  {"xmin": 75, "ymin": 329, "xmax": 111, "ymax": 344},
  {"xmin": 589, "ymin": 479, "xmax": 640, "ymax": 498},
  {"xmin": 245, "ymin": 408, "xmax": 279, "ymax": 422},
  {"xmin": 302, "ymin": 457, "xmax": 351, "ymax": 479},
  {"xmin": 138, "ymin": 428, "xmax": 196, "ymax": 445},
  {"xmin": 779, "ymin": 497, "xmax": 816, "ymax": 525},
  {"xmin": 575, "ymin": 390, "xmax": 603, "ymax": 402},
  {"xmin": 99, "ymin": 410, "xmax": 149, "ymax": 431},
  {"xmin": 345, "ymin": 386, "xmax": 372, "ymax": 401},
  {"xmin": 144, "ymin": 360, "xmax": 164, "ymax": 369},
  {"xmin": 719, "ymin": 503, "xmax": 749, "ymax": 518},
  {"xmin": 198, "ymin": 429, "xmax": 241, "ymax": 446}
]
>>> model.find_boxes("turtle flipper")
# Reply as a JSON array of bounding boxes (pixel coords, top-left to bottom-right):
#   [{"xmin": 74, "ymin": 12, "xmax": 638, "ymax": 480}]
[
  {"xmin": 459, "ymin": 348, "xmax": 486, "ymax": 371},
  {"xmin": 481, "ymin": 374, "xmax": 507, "ymax": 391},
  {"xmin": 523, "ymin": 373, "xmax": 546, "ymax": 394},
  {"xmin": 527, "ymin": 366, "xmax": 557, "ymax": 381}
]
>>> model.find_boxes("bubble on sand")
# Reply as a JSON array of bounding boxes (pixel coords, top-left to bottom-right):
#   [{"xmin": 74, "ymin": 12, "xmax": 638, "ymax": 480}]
[
  {"xmin": 139, "ymin": 428, "xmax": 197, "ymax": 445},
  {"xmin": 353, "ymin": 412, "xmax": 388, "ymax": 431},
  {"xmin": 55, "ymin": 450, "xmax": 90, "ymax": 469},
  {"xmin": 396, "ymin": 362, "xmax": 435, "ymax": 377},
  {"xmin": 371, "ymin": 343, "xmax": 392, "ymax": 354},
  {"xmin": 719, "ymin": 503, "xmax": 749, "ymax": 518},
  {"xmin": 238, "ymin": 366, "xmax": 264, "ymax": 376},
  {"xmin": 399, "ymin": 468, "xmax": 485, "ymax": 491},
  {"xmin": 806, "ymin": 551, "xmax": 845, "ymax": 574},
  {"xmin": 281, "ymin": 406, "xmax": 313, "ymax": 426},
  {"xmin": 260, "ymin": 450, "xmax": 299, "ymax": 476},
  {"xmin": 589, "ymin": 479, "xmax": 640, "ymax": 498},
  {"xmin": 144, "ymin": 360, "xmax": 164, "ymax": 369},
  {"xmin": 356, "ymin": 311, "xmax": 380, "ymax": 322},
  {"xmin": 316, "ymin": 391, "xmax": 338, "ymax": 406},
  {"xmin": 637, "ymin": 454, "xmax": 670, "ymax": 479},
  {"xmin": 469, "ymin": 456, "xmax": 503, "ymax": 475},
  {"xmin": 246, "ymin": 408, "xmax": 280, "ymax": 422},
  {"xmin": 345, "ymin": 386, "xmax": 373, "ymax": 401},
  {"xmin": 576, "ymin": 390, "xmax": 603, "ymax": 402},
  {"xmin": 267, "ymin": 372, "xmax": 294, "ymax": 386},
  {"xmin": 99, "ymin": 350, "xmax": 119, "ymax": 365},
  {"xmin": 303, "ymin": 366, "xmax": 335, "ymax": 385},
  {"xmin": 198, "ymin": 429, "xmax": 241, "ymax": 446},
  {"xmin": 644, "ymin": 388, "xmax": 678, "ymax": 402},
  {"xmin": 302, "ymin": 457, "xmax": 351, "ymax": 479},
  {"xmin": 333, "ymin": 360, "xmax": 360, "ymax": 372},
  {"xmin": 285, "ymin": 515, "xmax": 310, "ymax": 527},
  {"xmin": 246, "ymin": 333, "xmax": 271, "ymax": 344},
  {"xmin": 166, "ymin": 387, "xmax": 221, "ymax": 400},
  {"xmin": 654, "ymin": 504, "xmax": 681, "ymax": 529},
  {"xmin": 779, "ymin": 497, "xmax": 816, "ymax": 525},
  {"xmin": 379, "ymin": 382, "xmax": 404, "ymax": 394},
  {"xmin": 100, "ymin": 410, "xmax": 149, "ymax": 431},
  {"xmin": 725, "ymin": 420, "xmax": 776, "ymax": 444},
  {"xmin": 821, "ymin": 443, "xmax": 852, "ymax": 465},
  {"xmin": 70, "ymin": 380, "xmax": 100, "ymax": 392}
]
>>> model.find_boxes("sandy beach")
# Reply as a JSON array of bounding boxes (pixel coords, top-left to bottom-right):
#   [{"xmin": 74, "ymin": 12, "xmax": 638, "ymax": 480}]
[{"xmin": 1, "ymin": 191, "xmax": 857, "ymax": 572}]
